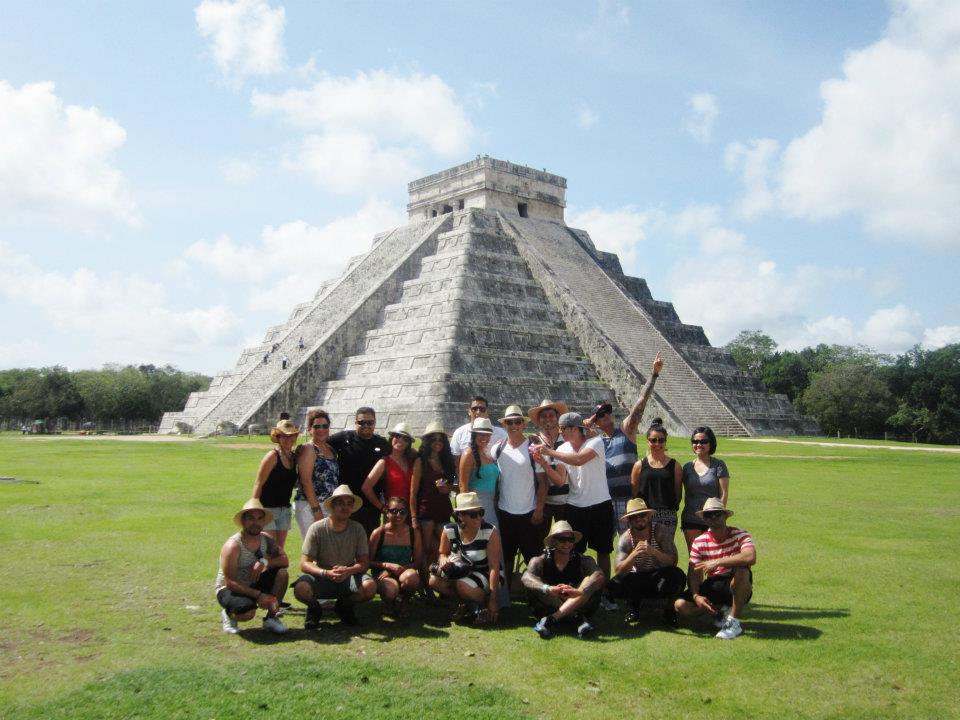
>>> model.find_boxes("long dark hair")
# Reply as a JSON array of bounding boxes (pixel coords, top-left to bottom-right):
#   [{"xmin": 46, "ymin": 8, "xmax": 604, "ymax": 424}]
[
  {"xmin": 690, "ymin": 425, "xmax": 718, "ymax": 455},
  {"xmin": 419, "ymin": 433, "xmax": 457, "ymax": 482}
]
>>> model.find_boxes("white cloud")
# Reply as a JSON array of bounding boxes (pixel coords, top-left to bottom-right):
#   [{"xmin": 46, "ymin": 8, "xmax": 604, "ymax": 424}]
[
  {"xmin": 0, "ymin": 81, "xmax": 138, "ymax": 226},
  {"xmin": 567, "ymin": 205, "xmax": 650, "ymax": 269},
  {"xmin": 577, "ymin": 104, "xmax": 600, "ymax": 129},
  {"xmin": 683, "ymin": 92, "xmax": 719, "ymax": 143},
  {"xmin": 195, "ymin": 0, "xmax": 286, "ymax": 81},
  {"xmin": 923, "ymin": 324, "xmax": 960, "ymax": 348},
  {"xmin": 727, "ymin": 0, "xmax": 960, "ymax": 245},
  {"xmin": 183, "ymin": 199, "xmax": 405, "ymax": 312},
  {"xmin": 860, "ymin": 304, "xmax": 924, "ymax": 350},
  {"xmin": 724, "ymin": 138, "xmax": 779, "ymax": 218},
  {"xmin": 671, "ymin": 204, "xmax": 721, "ymax": 237},
  {"xmin": 0, "ymin": 338, "xmax": 43, "ymax": 369},
  {"xmin": 252, "ymin": 70, "xmax": 475, "ymax": 193},
  {"xmin": 0, "ymin": 241, "xmax": 241, "ymax": 361}
]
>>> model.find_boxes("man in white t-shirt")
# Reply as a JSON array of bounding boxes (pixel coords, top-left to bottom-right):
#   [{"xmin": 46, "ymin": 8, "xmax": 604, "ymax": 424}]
[
  {"xmin": 533, "ymin": 412, "xmax": 614, "ymax": 581},
  {"xmin": 492, "ymin": 405, "xmax": 547, "ymax": 591},
  {"xmin": 450, "ymin": 395, "xmax": 508, "ymax": 460}
]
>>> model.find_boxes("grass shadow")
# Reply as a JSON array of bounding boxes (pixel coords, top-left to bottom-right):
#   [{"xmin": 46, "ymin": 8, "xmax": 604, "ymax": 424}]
[{"xmin": 745, "ymin": 603, "xmax": 851, "ymax": 621}]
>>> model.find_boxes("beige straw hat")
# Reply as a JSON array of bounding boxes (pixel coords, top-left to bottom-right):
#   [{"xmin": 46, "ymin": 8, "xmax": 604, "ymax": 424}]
[
  {"xmin": 545, "ymin": 520, "xmax": 583, "ymax": 546},
  {"xmin": 322, "ymin": 484, "xmax": 363, "ymax": 514},
  {"xmin": 233, "ymin": 498, "xmax": 274, "ymax": 527},
  {"xmin": 270, "ymin": 419, "xmax": 300, "ymax": 442},
  {"xmin": 695, "ymin": 497, "xmax": 734, "ymax": 519},
  {"xmin": 528, "ymin": 399, "xmax": 569, "ymax": 425},
  {"xmin": 620, "ymin": 497, "xmax": 656, "ymax": 522}
]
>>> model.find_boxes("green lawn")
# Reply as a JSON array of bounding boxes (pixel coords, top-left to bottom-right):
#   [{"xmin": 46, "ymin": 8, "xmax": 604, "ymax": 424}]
[{"xmin": 1, "ymin": 434, "xmax": 957, "ymax": 719}]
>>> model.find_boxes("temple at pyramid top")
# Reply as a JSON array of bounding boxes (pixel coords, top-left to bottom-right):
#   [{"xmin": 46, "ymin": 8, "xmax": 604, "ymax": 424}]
[
  {"xmin": 160, "ymin": 156, "xmax": 816, "ymax": 437},
  {"xmin": 407, "ymin": 156, "xmax": 567, "ymax": 222}
]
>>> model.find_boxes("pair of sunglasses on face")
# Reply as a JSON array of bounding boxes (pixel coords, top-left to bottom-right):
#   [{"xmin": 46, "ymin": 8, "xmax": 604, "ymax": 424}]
[
  {"xmin": 457, "ymin": 510, "xmax": 484, "ymax": 519},
  {"xmin": 385, "ymin": 507, "xmax": 408, "ymax": 516}
]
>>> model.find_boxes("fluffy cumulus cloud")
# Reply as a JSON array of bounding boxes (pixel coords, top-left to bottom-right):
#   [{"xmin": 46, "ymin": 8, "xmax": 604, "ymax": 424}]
[
  {"xmin": 195, "ymin": 0, "xmax": 286, "ymax": 80},
  {"xmin": 682, "ymin": 92, "xmax": 719, "ymax": 143},
  {"xmin": 251, "ymin": 70, "xmax": 476, "ymax": 193},
  {"xmin": 183, "ymin": 199, "xmax": 405, "ymax": 312},
  {"xmin": 727, "ymin": 0, "xmax": 960, "ymax": 245},
  {"xmin": 0, "ymin": 81, "xmax": 138, "ymax": 226},
  {"xmin": 923, "ymin": 324, "xmax": 960, "ymax": 348},
  {"xmin": 0, "ymin": 241, "xmax": 241, "ymax": 364}
]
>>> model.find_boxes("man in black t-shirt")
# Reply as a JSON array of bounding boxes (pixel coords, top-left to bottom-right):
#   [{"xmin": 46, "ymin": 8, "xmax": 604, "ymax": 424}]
[{"xmin": 328, "ymin": 406, "xmax": 389, "ymax": 536}]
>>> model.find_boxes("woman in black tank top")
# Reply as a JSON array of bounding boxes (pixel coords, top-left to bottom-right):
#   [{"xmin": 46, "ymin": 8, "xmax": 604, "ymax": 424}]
[
  {"xmin": 629, "ymin": 419, "xmax": 682, "ymax": 534},
  {"xmin": 253, "ymin": 420, "xmax": 300, "ymax": 551}
]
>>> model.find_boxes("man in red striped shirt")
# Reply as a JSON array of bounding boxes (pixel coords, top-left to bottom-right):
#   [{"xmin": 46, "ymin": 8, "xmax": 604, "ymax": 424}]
[{"xmin": 673, "ymin": 497, "xmax": 756, "ymax": 639}]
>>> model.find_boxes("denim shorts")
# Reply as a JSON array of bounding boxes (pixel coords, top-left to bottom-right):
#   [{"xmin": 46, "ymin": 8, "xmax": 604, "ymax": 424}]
[{"xmin": 264, "ymin": 505, "xmax": 292, "ymax": 531}]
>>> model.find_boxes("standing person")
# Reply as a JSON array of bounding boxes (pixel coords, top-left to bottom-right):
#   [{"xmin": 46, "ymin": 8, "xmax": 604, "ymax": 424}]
[
  {"xmin": 328, "ymin": 407, "xmax": 389, "ymax": 536},
  {"xmin": 527, "ymin": 400, "xmax": 569, "ymax": 527},
  {"xmin": 252, "ymin": 419, "xmax": 299, "ymax": 551},
  {"xmin": 362, "ymin": 423, "xmax": 419, "ymax": 517},
  {"xmin": 522, "ymin": 520, "xmax": 605, "ymax": 640},
  {"xmin": 429, "ymin": 492, "xmax": 504, "ymax": 625},
  {"xmin": 607, "ymin": 498, "xmax": 685, "ymax": 625},
  {"xmin": 294, "ymin": 485, "xmax": 376, "ymax": 629},
  {"xmin": 450, "ymin": 396, "xmax": 507, "ymax": 460},
  {"xmin": 368, "ymin": 497, "xmax": 422, "ymax": 617},
  {"xmin": 295, "ymin": 409, "xmax": 339, "ymax": 538},
  {"xmin": 457, "ymin": 417, "xmax": 500, "ymax": 521},
  {"xmin": 674, "ymin": 498, "xmax": 755, "ymax": 640},
  {"xmin": 681, "ymin": 426, "xmax": 731, "ymax": 553},
  {"xmin": 534, "ymin": 413, "xmax": 614, "ymax": 588},
  {"xmin": 410, "ymin": 422, "xmax": 456, "ymax": 571},
  {"xmin": 215, "ymin": 499, "xmax": 289, "ymax": 635},
  {"xmin": 630, "ymin": 419, "xmax": 683, "ymax": 540},
  {"xmin": 584, "ymin": 352, "xmax": 664, "ymax": 530},
  {"xmin": 492, "ymin": 405, "xmax": 547, "ymax": 593}
]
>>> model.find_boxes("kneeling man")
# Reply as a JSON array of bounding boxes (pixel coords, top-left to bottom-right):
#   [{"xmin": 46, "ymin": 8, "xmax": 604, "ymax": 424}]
[
  {"xmin": 674, "ymin": 498, "xmax": 756, "ymax": 639},
  {"xmin": 521, "ymin": 521, "xmax": 605, "ymax": 639},
  {"xmin": 216, "ymin": 499, "xmax": 290, "ymax": 634},
  {"xmin": 294, "ymin": 485, "xmax": 376, "ymax": 628}
]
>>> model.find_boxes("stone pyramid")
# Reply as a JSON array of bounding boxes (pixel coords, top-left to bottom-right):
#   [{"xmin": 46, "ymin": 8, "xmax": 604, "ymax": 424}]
[{"xmin": 160, "ymin": 157, "xmax": 815, "ymax": 437}]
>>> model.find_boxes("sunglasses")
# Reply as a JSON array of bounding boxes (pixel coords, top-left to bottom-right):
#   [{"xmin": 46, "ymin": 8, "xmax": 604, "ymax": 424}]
[
  {"xmin": 426, "ymin": 435, "xmax": 444, "ymax": 443},
  {"xmin": 312, "ymin": 423, "xmax": 330, "ymax": 430},
  {"xmin": 469, "ymin": 406, "xmax": 488, "ymax": 413},
  {"xmin": 702, "ymin": 510, "xmax": 724, "ymax": 518},
  {"xmin": 692, "ymin": 439, "xmax": 710, "ymax": 446},
  {"xmin": 553, "ymin": 535, "xmax": 576, "ymax": 543},
  {"xmin": 386, "ymin": 507, "xmax": 408, "ymax": 515},
  {"xmin": 504, "ymin": 418, "xmax": 524, "ymax": 425},
  {"xmin": 647, "ymin": 437, "xmax": 666, "ymax": 444},
  {"xmin": 330, "ymin": 498, "xmax": 354, "ymax": 507},
  {"xmin": 457, "ymin": 510, "xmax": 483, "ymax": 519},
  {"xmin": 356, "ymin": 420, "xmax": 376, "ymax": 427}
]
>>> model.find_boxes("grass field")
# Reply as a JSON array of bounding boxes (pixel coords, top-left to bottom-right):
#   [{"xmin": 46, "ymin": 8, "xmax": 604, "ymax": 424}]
[{"xmin": 1, "ymin": 433, "xmax": 957, "ymax": 719}]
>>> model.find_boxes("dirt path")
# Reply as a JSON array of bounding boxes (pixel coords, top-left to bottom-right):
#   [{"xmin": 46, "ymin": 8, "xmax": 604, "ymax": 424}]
[{"xmin": 739, "ymin": 438, "xmax": 960, "ymax": 454}]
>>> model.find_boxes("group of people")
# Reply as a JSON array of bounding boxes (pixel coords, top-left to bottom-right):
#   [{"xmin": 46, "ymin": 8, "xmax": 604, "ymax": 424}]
[{"xmin": 216, "ymin": 352, "xmax": 758, "ymax": 640}]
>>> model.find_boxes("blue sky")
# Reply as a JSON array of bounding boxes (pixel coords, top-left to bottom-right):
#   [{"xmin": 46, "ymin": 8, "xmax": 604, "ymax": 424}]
[{"xmin": 1, "ymin": 0, "xmax": 958, "ymax": 375}]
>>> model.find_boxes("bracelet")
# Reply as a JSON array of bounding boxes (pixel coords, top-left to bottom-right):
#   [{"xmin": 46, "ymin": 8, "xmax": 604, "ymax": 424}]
[{"xmin": 542, "ymin": 583, "xmax": 550, "ymax": 594}]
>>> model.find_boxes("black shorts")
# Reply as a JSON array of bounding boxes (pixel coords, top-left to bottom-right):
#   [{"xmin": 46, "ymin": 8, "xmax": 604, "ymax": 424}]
[
  {"xmin": 684, "ymin": 569, "xmax": 753, "ymax": 607},
  {"xmin": 566, "ymin": 500, "xmax": 614, "ymax": 555},
  {"xmin": 216, "ymin": 568, "xmax": 280, "ymax": 615},
  {"xmin": 295, "ymin": 572, "xmax": 368, "ymax": 600}
]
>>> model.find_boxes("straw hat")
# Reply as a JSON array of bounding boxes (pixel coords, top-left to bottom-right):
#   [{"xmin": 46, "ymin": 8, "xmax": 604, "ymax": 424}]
[
  {"xmin": 270, "ymin": 419, "xmax": 300, "ymax": 442},
  {"xmin": 421, "ymin": 420, "xmax": 448, "ymax": 438},
  {"xmin": 528, "ymin": 399, "xmax": 569, "ymax": 425},
  {"xmin": 696, "ymin": 497, "xmax": 734, "ymax": 519},
  {"xmin": 498, "ymin": 404, "xmax": 531, "ymax": 424},
  {"xmin": 388, "ymin": 422, "xmax": 414, "ymax": 442},
  {"xmin": 470, "ymin": 417, "xmax": 494, "ymax": 434},
  {"xmin": 545, "ymin": 520, "xmax": 582, "ymax": 546},
  {"xmin": 233, "ymin": 498, "xmax": 274, "ymax": 527},
  {"xmin": 322, "ymin": 484, "xmax": 363, "ymax": 514},
  {"xmin": 620, "ymin": 497, "xmax": 656, "ymax": 522},
  {"xmin": 453, "ymin": 492, "xmax": 484, "ymax": 513}
]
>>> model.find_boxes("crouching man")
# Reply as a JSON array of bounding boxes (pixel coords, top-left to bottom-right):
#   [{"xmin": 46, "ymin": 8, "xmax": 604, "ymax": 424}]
[
  {"xmin": 673, "ymin": 498, "xmax": 756, "ymax": 639},
  {"xmin": 294, "ymin": 485, "xmax": 376, "ymax": 628},
  {"xmin": 216, "ymin": 499, "xmax": 290, "ymax": 634},
  {"xmin": 522, "ymin": 521, "xmax": 605, "ymax": 639}
]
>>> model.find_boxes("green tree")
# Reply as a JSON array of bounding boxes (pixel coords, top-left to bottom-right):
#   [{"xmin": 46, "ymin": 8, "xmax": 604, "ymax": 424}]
[
  {"xmin": 886, "ymin": 344, "xmax": 960, "ymax": 443},
  {"xmin": 801, "ymin": 362, "xmax": 894, "ymax": 437},
  {"xmin": 726, "ymin": 330, "xmax": 777, "ymax": 374}
]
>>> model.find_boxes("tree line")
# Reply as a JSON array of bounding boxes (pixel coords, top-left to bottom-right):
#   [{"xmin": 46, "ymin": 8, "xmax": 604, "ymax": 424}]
[
  {"xmin": 726, "ymin": 331, "xmax": 960, "ymax": 443},
  {"xmin": 0, "ymin": 365, "xmax": 211, "ymax": 430}
]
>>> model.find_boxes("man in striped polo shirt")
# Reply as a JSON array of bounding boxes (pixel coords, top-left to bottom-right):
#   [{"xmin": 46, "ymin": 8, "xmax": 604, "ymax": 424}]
[{"xmin": 674, "ymin": 497, "xmax": 756, "ymax": 639}]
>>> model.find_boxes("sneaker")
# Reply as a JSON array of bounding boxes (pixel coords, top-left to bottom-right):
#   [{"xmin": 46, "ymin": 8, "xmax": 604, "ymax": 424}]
[
  {"xmin": 576, "ymin": 619, "xmax": 595, "ymax": 639},
  {"xmin": 533, "ymin": 616, "xmax": 553, "ymax": 639},
  {"xmin": 714, "ymin": 605, "xmax": 731, "ymax": 628},
  {"xmin": 262, "ymin": 615, "xmax": 289, "ymax": 634},
  {"xmin": 221, "ymin": 609, "xmax": 239, "ymax": 634},
  {"xmin": 599, "ymin": 594, "xmax": 618, "ymax": 611},
  {"xmin": 334, "ymin": 598, "xmax": 359, "ymax": 626},
  {"xmin": 624, "ymin": 605, "xmax": 641, "ymax": 624},
  {"xmin": 304, "ymin": 603, "xmax": 322, "ymax": 630},
  {"xmin": 716, "ymin": 616, "xmax": 743, "ymax": 640}
]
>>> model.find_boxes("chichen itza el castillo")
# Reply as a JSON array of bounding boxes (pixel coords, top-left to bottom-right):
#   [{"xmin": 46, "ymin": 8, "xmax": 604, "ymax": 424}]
[{"xmin": 160, "ymin": 157, "xmax": 814, "ymax": 437}]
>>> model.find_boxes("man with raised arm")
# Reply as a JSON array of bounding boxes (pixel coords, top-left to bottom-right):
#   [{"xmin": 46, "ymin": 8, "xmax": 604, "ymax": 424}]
[
  {"xmin": 215, "ymin": 499, "xmax": 290, "ymax": 635},
  {"xmin": 673, "ymin": 497, "xmax": 756, "ymax": 639}
]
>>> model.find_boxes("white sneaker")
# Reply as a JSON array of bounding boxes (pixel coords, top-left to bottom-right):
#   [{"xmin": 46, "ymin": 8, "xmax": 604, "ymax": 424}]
[
  {"xmin": 716, "ymin": 616, "xmax": 742, "ymax": 640},
  {"xmin": 221, "ymin": 609, "xmax": 239, "ymax": 634},
  {"xmin": 600, "ymin": 595, "xmax": 618, "ymax": 611},
  {"xmin": 714, "ymin": 605, "xmax": 731, "ymax": 628},
  {"xmin": 262, "ymin": 615, "xmax": 289, "ymax": 634}
]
